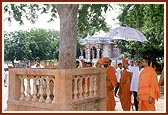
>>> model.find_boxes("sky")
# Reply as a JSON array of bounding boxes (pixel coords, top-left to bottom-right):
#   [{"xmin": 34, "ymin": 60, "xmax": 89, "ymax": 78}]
[{"xmin": 3, "ymin": 4, "xmax": 121, "ymax": 32}]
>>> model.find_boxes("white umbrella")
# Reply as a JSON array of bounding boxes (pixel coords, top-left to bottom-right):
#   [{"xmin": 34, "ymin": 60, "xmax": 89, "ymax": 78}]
[{"xmin": 105, "ymin": 26, "xmax": 148, "ymax": 42}]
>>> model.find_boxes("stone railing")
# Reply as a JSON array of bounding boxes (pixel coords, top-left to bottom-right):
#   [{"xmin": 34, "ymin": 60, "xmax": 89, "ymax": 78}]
[{"xmin": 7, "ymin": 68, "xmax": 107, "ymax": 111}]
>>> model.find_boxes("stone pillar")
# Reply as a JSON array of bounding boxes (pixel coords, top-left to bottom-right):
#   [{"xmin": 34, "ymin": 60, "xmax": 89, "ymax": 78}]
[
  {"xmin": 97, "ymin": 48, "xmax": 100, "ymax": 59},
  {"xmin": 87, "ymin": 48, "xmax": 91, "ymax": 62},
  {"xmin": 96, "ymin": 44, "xmax": 101, "ymax": 59},
  {"xmin": 85, "ymin": 43, "xmax": 90, "ymax": 62}
]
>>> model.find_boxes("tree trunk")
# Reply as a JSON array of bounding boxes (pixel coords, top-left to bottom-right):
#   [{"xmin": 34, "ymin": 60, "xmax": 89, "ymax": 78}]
[{"xmin": 56, "ymin": 4, "xmax": 79, "ymax": 69}]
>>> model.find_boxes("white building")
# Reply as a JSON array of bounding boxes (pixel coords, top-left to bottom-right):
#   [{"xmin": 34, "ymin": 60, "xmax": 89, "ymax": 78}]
[{"xmin": 80, "ymin": 31, "xmax": 119, "ymax": 63}]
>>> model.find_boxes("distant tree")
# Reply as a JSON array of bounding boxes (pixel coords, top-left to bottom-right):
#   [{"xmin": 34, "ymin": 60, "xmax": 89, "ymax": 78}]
[{"xmin": 4, "ymin": 29, "xmax": 60, "ymax": 62}]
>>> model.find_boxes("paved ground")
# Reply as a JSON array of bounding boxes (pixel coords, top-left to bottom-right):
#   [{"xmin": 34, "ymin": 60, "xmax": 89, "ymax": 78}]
[{"xmin": 114, "ymin": 93, "xmax": 165, "ymax": 112}]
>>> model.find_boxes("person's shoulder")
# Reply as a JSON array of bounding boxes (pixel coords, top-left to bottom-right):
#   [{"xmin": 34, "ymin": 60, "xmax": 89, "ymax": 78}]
[
  {"xmin": 110, "ymin": 66, "xmax": 115, "ymax": 69},
  {"xmin": 143, "ymin": 66, "xmax": 156, "ymax": 74},
  {"xmin": 108, "ymin": 66, "xmax": 115, "ymax": 72},
  {"xmin": 146, "ymin": 66, "xmax": 155, "ymax": 71}
]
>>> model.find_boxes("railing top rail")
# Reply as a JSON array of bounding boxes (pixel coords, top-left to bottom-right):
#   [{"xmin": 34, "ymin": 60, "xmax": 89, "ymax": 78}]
[{"xmin": 9, "ymin": 68, "xmax": 106, "ymax": 76}]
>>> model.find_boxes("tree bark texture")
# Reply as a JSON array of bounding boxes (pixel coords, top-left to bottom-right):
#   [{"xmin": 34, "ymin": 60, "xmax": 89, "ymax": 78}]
[{"xmin": 56, "ymin": 4, "xmax": 79, "ymax": 69}]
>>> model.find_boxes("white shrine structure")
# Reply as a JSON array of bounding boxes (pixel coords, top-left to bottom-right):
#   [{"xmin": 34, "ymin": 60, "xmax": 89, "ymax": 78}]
[{"xmin": 80, "ymin": 31, "xmax": 119, "ymax": 63}]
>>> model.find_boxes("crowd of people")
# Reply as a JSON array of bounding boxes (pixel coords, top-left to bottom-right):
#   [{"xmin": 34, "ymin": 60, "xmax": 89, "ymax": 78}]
[
  {"xmin": 3, "ymin": 56, "xmax": 161, "ymax": 111},
  {"xmin": 76, "ymin": 56, "xmax": 160, "ymax": 111}
]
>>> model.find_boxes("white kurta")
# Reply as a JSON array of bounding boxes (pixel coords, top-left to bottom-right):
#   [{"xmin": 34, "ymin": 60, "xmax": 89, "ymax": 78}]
[
  {"xmin": 129, "ymin": 66, "xmax": 140, "ymax": 92},
  {"xmin": 115, "ymin": 67, "xmax": 123, "ymax": 83}
]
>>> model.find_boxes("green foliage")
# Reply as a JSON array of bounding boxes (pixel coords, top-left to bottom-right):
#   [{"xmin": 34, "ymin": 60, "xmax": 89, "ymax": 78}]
[
  {"xmin": 3, "ymin": 4, "xmax": 57, "ymax": 24},
  {"xmin": 4, "ymin": 3, "xmax": 111, "ymax": 39},
  {"xmin": 78, "ymin": 4, "xmax": 111, "ymax": 38},
  {"xmin": 117, "ymin": 4, "xmax": 164, "ymax": 60},
  {"xmin": 4, "ymin": 29, "xmax": 60, "ymax": 61}
]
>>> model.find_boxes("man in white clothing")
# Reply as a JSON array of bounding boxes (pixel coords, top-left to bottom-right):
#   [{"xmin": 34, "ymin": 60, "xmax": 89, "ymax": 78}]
[
  {"xmin": 114, "ymin": 63, "xmax": 123, "ymax": 97},
  {"xmin": 129, "ymin": 60, "xmax": 140, "ymax": 111},
  {"xmin": 31, "ymin": 57, "xmax": 44, "ymax": 95},
  {"xmin": 4, "ymin": 68, "xmax": 9, "ymax": 87},
  {"xmin": 31, "ymin": 57, "xmax": 44, "ymax": 68},
  {"xmin": 3, "ymin": 68, "xmax": 9, "ymax": 110}
]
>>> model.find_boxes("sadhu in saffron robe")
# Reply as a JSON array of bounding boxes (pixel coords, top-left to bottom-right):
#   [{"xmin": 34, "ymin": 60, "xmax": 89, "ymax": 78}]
[
  {"xmin": 138, "ymin": 66, "xmax": 160, "ymax": 111},
  {"xmin": 106, "ymin": 66, "xmax": 117, "ymax": 111},
  {"xmin": 118, "ymin": 69, "xmax": 132, "ymax": 111}
]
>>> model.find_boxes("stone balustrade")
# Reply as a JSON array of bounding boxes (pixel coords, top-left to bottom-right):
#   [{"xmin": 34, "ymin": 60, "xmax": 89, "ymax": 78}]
[{"xmin": 7, "ymin": 68, "xmax": 107, "ymax": 111}]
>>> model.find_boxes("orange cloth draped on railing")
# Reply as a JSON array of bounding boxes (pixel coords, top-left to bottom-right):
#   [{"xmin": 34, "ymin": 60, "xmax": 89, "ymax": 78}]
[
  {"xmin": 106, "ymin": 66, "xmax": 117, "ymax": 111},
  {"xmin": 118, "ymin": 69, "xmax": 132, "ymax": 111},
  {"xmin": 138, "ymin": 66, "xmax": 160, "ymax": 111}
]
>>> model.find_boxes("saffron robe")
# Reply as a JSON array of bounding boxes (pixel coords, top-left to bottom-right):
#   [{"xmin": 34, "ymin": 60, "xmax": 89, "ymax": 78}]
[
  {"xmin": 106, "ymin": 66, "xmax": 117, "ymax": 111},
  {"xmin": 118, "ymin": 69, "xmax": 132, "ymax": 111},
  {"xmin": 138, "ymin": 66, "xmax": 160, "ymax": 111}
]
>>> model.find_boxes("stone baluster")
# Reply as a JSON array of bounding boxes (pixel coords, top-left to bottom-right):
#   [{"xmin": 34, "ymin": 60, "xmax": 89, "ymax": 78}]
[
  {"xmin": 72, "ymin": 79, "xmax": 75, "ymax": 99},
  {"xmin": 87, "ymin": 76, "xmax": 91, "ymax": 97},
  {"xmin": 45, "ymin": 77, "xmax": 52, "ymax": 103},
  {"xmin": 52, "ymin": 80, "xmax": 56, "ymax": 103},
  {"xmin": 84, "ymin": 76, "xmax": 88, "ymax": 97},
  {"xmin": 25, "ymin": 77, "xmax": 31, "ymax": 101},
  {"xmin": 73, "ymin": 76, "xmax": 78, "ymax": 99},
  {"xmin": 92, "ymin": 77, "xmax": 95, "ymax": 97},
  {"xmin": 43, "ymin": 78, "xmax": 47, "ymax": 98},
  {"xmin": 19, "ymin": 76, "xmax": 25, "ymax": 100},
  {"xmin": 89, "ymin": 75, "xmax": 94, "ymax": 97},
  {"xmin": 93, "ymin": 75, "xmax": 97, "ymax": 96},
  {"xmin": 32, "ymin": 77, "xmax": 38, "ymax": 102},
  {"xmin": 87, "ymin": 75, "xmax": 91, "ymax": 97},
  {"xmin": 79, "ymin": 76, "xmax": 83, "ymax": 98},
  {"xmin": 39, "ymin": 77, "xmax": 45, "ymax": 102}
]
